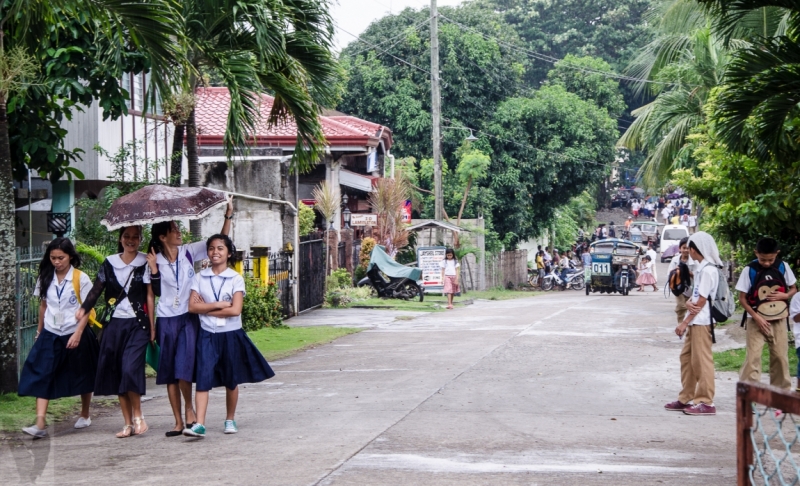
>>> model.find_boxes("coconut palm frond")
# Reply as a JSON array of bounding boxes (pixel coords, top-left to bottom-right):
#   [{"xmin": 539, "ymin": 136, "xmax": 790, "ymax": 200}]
[{"xmin": 312, "ymin": 181, "xmax": 340, "ymax": 223}]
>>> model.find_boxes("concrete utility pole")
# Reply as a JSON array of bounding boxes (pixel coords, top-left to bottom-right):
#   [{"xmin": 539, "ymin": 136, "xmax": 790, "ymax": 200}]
[{"xmin": 430, "ymin": 0, "xmax": 443, "ymax": 224}]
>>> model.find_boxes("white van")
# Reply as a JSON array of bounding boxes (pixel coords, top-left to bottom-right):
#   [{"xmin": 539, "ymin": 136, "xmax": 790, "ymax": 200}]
[{"xmin": 660, "ymin": 225, "xmax": 690, "ymax": 262}]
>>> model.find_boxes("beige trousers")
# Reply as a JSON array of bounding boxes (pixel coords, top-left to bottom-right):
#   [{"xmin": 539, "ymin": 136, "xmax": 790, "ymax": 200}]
[
  {"xmin": 679, "ymin": 325, "xmax": 715, "ymax": 405},
  {"xmin": 674, "ymin": 294, "xmax": 688, "ymax": 324},
  {"xmin": 740, "ymin": 317, "xmax": 792, "ymax": 390}
]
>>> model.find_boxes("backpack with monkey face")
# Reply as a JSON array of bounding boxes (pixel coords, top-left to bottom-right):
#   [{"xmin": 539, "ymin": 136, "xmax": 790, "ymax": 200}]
[{"xmin": 746, "ymin": 260, "xmax": 789, "ymax": 321}]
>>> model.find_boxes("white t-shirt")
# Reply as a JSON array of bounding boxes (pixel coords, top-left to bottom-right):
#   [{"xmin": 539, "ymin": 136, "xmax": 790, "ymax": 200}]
[
  {"xmin": 34, "ymin": 266, "xmax": 93, "ymax": 336},
  {"xmin": 735, "ymin": 262, "xmax": 797, "ymax": 294},
  {"xmin": 661, "ymin": 208, "xmax": 671, "ymax": 220},
  {"xmin": 668, "ymin": 254, "xmax": 697, "ymax": 274},
  {"xmin": 632, "ymin": 202, "xmax": 640, "ymax": 211},
  {"xmin": 191, "ymin": 268, "xmax": 246, "ymax": 333},
  {"xmin": 106, "ymin": 253, "xmax": 151, "ymax": 318},
  {"xmin": 440, "ymin": 259, "xmax": 460, "ymax": 276},
  {"xmin": 789, "ymin": 294, "xmax": 800, "ymax": 346},
  {"xmin": 156, "ymin": 241, "xmax": 207, "ymax": 317},
  {"xmin": 690, "ymin": 261, "xmax": 719, "ymax": 326},
  {"xmin": 688, "ymin": 215, "xmax": 697, "ymax": 227}
]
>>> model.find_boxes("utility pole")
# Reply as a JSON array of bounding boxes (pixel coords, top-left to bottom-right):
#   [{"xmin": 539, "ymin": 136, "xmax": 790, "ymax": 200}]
[{"xmin": 430, "ymin": 0, "xmax": 443, "ymax": 226}]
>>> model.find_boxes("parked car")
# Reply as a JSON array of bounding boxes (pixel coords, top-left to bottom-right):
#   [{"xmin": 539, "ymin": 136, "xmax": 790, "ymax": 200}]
[{"xmin": 660, "ymin": 225, "xmax": 690, "ymax": 262}]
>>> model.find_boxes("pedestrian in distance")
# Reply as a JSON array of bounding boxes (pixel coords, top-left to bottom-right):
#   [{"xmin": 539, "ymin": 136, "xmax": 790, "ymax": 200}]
[
  {"xmin": 666, "ymin": 231, "xmax": 722, "ymax": 415},
  {"xmin": 667, "ymin": 237, "xmax": 695, "ymax": 323},
  {"xmin": 184, "ymin": 234, "xmax": 274, "ymax": 438},
  {"xmin": 736, "ymin": 237, "xmax": 797, "ymax": 391},
  {"xmin": 19, "ymin": 238, "xmax": 98, "ymax": 438},
  {"xmin": 535, "ymin": 250, "xmax": 545, "ymax": 285},
  {"xmin": 688, "ymin": 213, "xmax": 698, "ymax": 234},
  {"xmin": 646, "ymin": 243, "xmax": 659, "ymax": 284},
  {"xmin": 146, "ymin": 197, "xmax": 234, "ymax": 437},
  {"xmin": 440, "ymin": 248, "xmax": 460, "ymax": 310},
  {"xmin": 608, "ymin": 222, "xmax": 616, "ymax": 239},
  {"xmin": 76, "ymin": 225, "xmax": 154, "ymax": 438},
  {"xmin": 636, "ymin": 255, "xmax": 658, "ymax": 292}
]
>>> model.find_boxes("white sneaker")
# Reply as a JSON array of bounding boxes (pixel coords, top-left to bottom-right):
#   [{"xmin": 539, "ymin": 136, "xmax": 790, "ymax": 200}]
[
  {"xmin": 74, "ymin": 416, "xmax": 92, "ymax": 429},
  {"xmin": 22, "ymin": 425, "xmax": 47, "ymax": 438}
]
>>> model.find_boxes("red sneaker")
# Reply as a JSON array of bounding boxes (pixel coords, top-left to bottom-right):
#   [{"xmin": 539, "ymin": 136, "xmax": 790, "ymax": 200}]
[
  {"xmin": 664, "ymin": 400, "xmax": 691, "ymax": 412},
  {"xmin": 683, "ymin": 403, "xmax": 716, "ymax": 415}
]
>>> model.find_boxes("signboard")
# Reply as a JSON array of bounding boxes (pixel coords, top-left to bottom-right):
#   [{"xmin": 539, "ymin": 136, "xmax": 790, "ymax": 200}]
[
  {"xmin": 417, "ymin": 246, "xmax": 446, "ymax": 292},
  {"xmin": 351, "ymin": 213, "xmax": 377, "ymax": 227},
  {"xmin": 401, "ymin": 200, "xmax": 412, "ymax": 223}
]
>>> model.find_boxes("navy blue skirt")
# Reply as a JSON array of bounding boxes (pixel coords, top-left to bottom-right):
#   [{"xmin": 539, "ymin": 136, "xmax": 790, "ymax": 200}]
[
  {"xmin": 95, "ymin": 317, "xmax": 149, "ymax": 396},
  {"xmin": 156, "ymin": 313, "xmax": 199, "ymax": 385},
  {"xmin": 18, "ymin": 328, "xmax": 99, "ymax": 400},
  {"xmin": 195, "ymin": 328, "xmax": 274, "ymax": 391}
]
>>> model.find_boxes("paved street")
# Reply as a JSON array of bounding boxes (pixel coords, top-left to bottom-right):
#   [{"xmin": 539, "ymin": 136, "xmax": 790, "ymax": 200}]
[{"xmin": 2, "ymin": 279, "xmax": 741, "ymax": 485}]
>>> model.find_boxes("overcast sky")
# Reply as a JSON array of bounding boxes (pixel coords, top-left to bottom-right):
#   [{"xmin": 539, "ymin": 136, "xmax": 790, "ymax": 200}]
[{"xmin": 331, "ymin": 0, "xmax": 465, "ymax": 51}]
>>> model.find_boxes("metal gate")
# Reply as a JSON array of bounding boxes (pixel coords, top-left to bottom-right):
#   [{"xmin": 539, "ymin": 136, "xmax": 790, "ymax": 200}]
[
  {"xmin": 298, "ymin": 238, "xmax": 325, "ymax": 312},
  {"xmin": 16, "ymin": 247, "xmax": 44, "ymax": 377},
  {"xmin": 269, "ymin": 252, "xmax": 293, "ymax": 317}
]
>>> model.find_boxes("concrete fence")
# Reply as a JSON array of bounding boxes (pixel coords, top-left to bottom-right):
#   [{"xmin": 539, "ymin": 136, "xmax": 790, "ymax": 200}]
[{"xmin": 485, "ymin": 250, "xmax": 529, "ymax": 289}]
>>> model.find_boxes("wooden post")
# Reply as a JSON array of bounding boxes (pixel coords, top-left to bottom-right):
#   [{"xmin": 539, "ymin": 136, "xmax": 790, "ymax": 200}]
[
  {"xmin": 737, "ymin": 381, "xmax": 754, "ymax": 486},
  {"xmin": 326, "ymin": 230, "xmax": 339, "ymax": 276},
  {"xmin": 342, "ymin": 228, "xmax": 354, "ymax": 275},
  {"xmin": 251, "ymin": 246, "xmax": 271, "ymax": 286}
]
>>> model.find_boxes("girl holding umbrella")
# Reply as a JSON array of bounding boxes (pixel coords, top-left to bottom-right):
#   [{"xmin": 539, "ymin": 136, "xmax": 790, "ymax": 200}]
[
  {"xmin": 146, "ymin": 197, "xmax": 234, "ymax": 437},
  {"xmin": 77, "ymin": 225, "xmax": 153, "ymax": 438}
]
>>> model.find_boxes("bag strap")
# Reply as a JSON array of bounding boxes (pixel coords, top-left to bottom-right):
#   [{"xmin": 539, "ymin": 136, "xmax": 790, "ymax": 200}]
[
  {"xmin": 185, "ymin": 249, "xmax": 193, "ymax": 266},
  {"xmin": 72, "ymin": 269, "xmax": 83, "ymax": 305}
]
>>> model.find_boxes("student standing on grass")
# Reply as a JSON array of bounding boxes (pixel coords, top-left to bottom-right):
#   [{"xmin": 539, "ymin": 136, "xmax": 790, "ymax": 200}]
[
  {"xmin": 184, "ymin": 234, "xmax": 274, "ymax": 438},
  {"xmin": 736, "ymin": 237, "xmax": 797, "ymax": 391},
  {"xmin": 146, "ymin": 198, "xmax": 233, "ymax": 437},
  {"xmin": 440, "ymin": 248, "xmax": 460, "ymax": 310},
  {"xmin": 665, "ymin": 231, "xmax": 722, "ymax": 416},
  {"xmin": 19, "ymin": 238, "xmax": 98, "ymax": 438},
  {"xmin": 77, "ymin": 226, "xmax": 153, "ymax": 438}
]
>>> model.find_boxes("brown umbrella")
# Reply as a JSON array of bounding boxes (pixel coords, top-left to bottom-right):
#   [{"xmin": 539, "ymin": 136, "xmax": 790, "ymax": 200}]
[{"xmin": 101, "ymin": 185, "xmax": 227, "ymax": 231}]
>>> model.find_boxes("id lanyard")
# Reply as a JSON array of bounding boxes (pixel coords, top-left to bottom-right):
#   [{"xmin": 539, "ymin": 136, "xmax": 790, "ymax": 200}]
[
  {"xmin": 169, "ymin": 257, "xmax": 181, "ymax": 308},
  {"xmin": 209, "ymin": 276, "xmax": 229, "ymax": 327},
  {"xmin": 53, "ymin": 276, "xmax": 68, "ymax": 328}
]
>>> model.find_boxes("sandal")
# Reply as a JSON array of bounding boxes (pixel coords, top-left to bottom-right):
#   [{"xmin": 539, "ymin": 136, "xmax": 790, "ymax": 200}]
[
  {"xmin": 133, "ymin": 416, "xmax": 148, "ymax": 436},
  {"xmin": 116, "ymin": 425, "xmax": 133, "ymax": 438}
]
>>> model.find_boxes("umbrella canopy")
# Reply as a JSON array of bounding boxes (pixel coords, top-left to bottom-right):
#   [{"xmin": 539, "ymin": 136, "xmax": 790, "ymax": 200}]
[
  {"xmin": 633, "ymin": 187, "xmax": 645, "ymax": 194},
  {"xmin": 667, "ymin": 192, "xmax": 682, "ymax": 199},
  {"xmin": 101, "ymin": 185, "xmax": 227, "ymax": 231},
  {"xmin": 661, "ymin": 244, "xmax": 680, "ymax": 259}
]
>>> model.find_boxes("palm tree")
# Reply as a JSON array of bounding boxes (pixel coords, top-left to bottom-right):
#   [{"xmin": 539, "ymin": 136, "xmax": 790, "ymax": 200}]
[
  {"xmin": 0, "ymin": 0, "xmax": 184, "ymax": 392},
  {"xmin": 176, "ymin": 0, "xmax": 341, "ymax": 237}
]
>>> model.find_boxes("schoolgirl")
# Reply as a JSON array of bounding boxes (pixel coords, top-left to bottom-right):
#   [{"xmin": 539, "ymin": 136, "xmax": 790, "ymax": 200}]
[
  {"xmin": 146, "ymin": 197, "xmax": 233, "ymax": 437},
  {"xmin": 19, "ymin": 238, "xmax": 98, "ymax": 438},
  {"xmin": 184, "ymin": 234, "xmax": 274, "ymax": 437},
  {"xmin": 77, "ymin": 225, "xmax": 154, "ymax": 438},
  {"xmin": 440, "ymin": 248, "xmax": 460, "ymax": 310},
  {"xmin": 636, "ymin": 255, "xmax": 659, "ymax": 292}
]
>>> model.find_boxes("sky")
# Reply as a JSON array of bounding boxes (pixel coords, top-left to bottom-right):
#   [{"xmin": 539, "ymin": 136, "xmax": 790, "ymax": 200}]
[{"xmin": 330, "ymin": 0, "xmax": 464, "ymax": 52}]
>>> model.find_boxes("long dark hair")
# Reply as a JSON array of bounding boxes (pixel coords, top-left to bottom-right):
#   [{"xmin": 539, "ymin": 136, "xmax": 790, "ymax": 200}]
[
  {"xmin": 38, "ymin": 238, "xmax": 81, "ymax": 295},
  {"xmin": 117, "ymin": 225, "xmax": 143, "ymax": 253},
  {"xmin": 206, "ymin": 234, "xmax": 241, "ymax": 266},
  {"xmin": 148, "ymin": 221, "xmax": 175, "ymax": 256}
]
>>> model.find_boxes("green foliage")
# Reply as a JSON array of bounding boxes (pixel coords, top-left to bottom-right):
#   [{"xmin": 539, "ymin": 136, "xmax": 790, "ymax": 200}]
[
  {"xmin": 298, "ymin": 202, "xmax": 316, "ymax": 237},
  {"xmin": 326, "ymin": 268, "xmax": 352, "ymax": 291},
  {"xmin": 324, "ymin": 286, "xmax": 372, "ymax": 308},
  {"xmin": 546, "ymin": 54, "xmax": 627, "ymax": 118},
  {"xmin": 359, "ymin": 237, "xmax": 377, "ymax": 269},
  {"xmin": 552, "ymin": 191, "xmax": 597, "ymax": 250},
  {"xmin": 242, "ymin": 278, "xmax": 284, "ymax": 331}
]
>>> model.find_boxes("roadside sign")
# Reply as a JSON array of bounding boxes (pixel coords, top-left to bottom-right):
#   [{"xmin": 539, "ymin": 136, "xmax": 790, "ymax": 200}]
[
  {"xmin": 417, "ymin": 246, "xmax": 446, "ymax": 292},
  {"xmin": 351, "ymin": 213, "xmax": 377, "ymax": 226}
]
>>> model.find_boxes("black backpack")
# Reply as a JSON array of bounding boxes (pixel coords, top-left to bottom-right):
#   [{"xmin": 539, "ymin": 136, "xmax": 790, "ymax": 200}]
[{"xmin": 668, "ymin": 261, "xmax": 691, "ymax": 297}]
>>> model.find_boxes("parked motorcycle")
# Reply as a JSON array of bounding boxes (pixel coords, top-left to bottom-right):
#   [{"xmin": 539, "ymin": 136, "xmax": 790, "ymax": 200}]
[
  {"xmin": 540, "ymin": 267, "xmax": 585, "ymax": 291},
  {"xmin": 357, "ymin": 245, "xmax": 424, "ymax": 302}
]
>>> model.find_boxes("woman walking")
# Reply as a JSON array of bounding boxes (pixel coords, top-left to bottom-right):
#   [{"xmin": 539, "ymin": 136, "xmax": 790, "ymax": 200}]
[
  {"xmin": 637, "ymin": 255, "xmax": 659, "ymax": 292},
  {"xmin": 19, "ymin": 238, "xmax": 98, "ymax": 438},
  {"xmin": 76, "ymin": 225, "xmax": 153, "ymax": 438},
  {"xmin": 146, "ymin": 198, "xmax": 234, "ymax": 436},
  {"xmin": 184, "ymin": 234, "xmax": 274, "ymax": 438},
  {"xmin": 440, "ymin": 248, "xmax": 460, "ymax": 310}
]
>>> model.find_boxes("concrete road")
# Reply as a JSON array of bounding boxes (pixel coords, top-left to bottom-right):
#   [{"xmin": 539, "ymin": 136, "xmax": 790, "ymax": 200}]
[{"xmin": 1, "ymin": 283, "xmax": 740, "ymax": 485}]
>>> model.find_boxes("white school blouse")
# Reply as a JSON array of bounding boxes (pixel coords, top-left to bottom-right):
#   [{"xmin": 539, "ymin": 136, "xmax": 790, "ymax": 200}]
[
  {"xmin": 106, "ymin": 253, "xmax": 151, "ymax": 318},
  {"xmin": 34, "ymin": 266, "xmax": 93, "ymax": 336},
  {"xmin": 156, "ymin": 241, "xmax": 207, "ymax": 317},
  {"xmin": 191, "ymin": 268, "xmax": 246, "ymax": 333}
]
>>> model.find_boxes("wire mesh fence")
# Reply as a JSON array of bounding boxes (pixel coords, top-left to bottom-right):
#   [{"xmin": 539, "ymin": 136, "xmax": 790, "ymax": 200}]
[
  {"xmin": 738, "ymin": 381, "xmax": 800, "ymax": 485},
  {"xmin": 16, "ymin": 247, "xmax": 45, "ymax": 378}
]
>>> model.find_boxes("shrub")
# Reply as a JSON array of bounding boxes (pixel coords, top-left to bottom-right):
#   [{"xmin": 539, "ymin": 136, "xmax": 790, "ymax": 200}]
[
  {"xmin": 326, "ymin": 268, "xmax": 352, "ymax": 291},
  {"xmin": 356, "ymin": 237, "xmax": 377, "ymax": 277},
  {"xmin": 242, "ymin": 278, "xmax": 284, "ymax": 331},
  {"xmin": 324, "ymin": 286, "xmax": 372, "ymax": 308},
  {"xmin": 298, "ymin": 202, "xmax": 316, "ymax": 237}
]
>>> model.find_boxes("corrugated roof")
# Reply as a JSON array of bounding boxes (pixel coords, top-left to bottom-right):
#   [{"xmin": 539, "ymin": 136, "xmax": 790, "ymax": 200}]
[{"xmin": 195, "ymin": 87, "xmax": 393, "ymax": 149}]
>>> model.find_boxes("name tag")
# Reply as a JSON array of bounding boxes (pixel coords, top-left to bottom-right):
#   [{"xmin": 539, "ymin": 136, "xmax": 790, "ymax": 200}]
[
  {"xmin": 216, "ymin": 317, "xmax": 226, "ymax": 327},
  {"xmin": 173, "ymin": 296, "xmax": 180, "ymax": 309},
  {"xmin": 54, "ymin": 312, "xmax": 65, "ymax": 329}
]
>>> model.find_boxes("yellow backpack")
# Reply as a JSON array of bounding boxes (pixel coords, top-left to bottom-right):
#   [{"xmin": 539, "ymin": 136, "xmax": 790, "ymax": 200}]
[{"xmin": 72, "ymin": 269, "xmax": 101, "ymax": 328}]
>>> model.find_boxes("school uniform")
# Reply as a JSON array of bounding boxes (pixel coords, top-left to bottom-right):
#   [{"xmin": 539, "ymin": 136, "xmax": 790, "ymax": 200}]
[
  {"xmin": 668, "ymin": 255, "xmax": 696, "ymax": 324},
  {"xmin": 153, "ymin": 242, "xmax": 206, "ymax": 385},
  {"xmin": 19, "ymin": 267, "xmax": 98, "ymax": 399},
  {"xmin": 82, "ymin": 253, "xmax": 151, "ymax": 396},
  {"xmin": 678, "ymin": 260, "xmax": 719, "ymax": 405},
  {"xmin": 735, "ymin": 262, "xmax": 797, "ymax": 390},
  {"xmin": 191, "ymin": 268, "xmax": 274, "ymax": 391},
  {"xmin": 440, "ymin": 259, "xmax": 460, "ymax": 294}
]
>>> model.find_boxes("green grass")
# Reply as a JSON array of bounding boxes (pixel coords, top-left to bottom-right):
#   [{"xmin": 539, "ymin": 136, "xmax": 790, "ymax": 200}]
[
  {"xmin": 468, "ymin": 289, "xmax": 542, "ymax": 301},
  {"xmin": 0, "ymin": 394, "xmax": 81, "ymax": 432},
  {"xmin": 714, "ymin": 346, "xmax": 799, "ymax": 376},
  {"xmin": 247, "ymin": 326, "xmax": 361, "ymax": 360},
  {"xmin": 350, "ymin": 288, "xmax": 539, "ymax": 312}
]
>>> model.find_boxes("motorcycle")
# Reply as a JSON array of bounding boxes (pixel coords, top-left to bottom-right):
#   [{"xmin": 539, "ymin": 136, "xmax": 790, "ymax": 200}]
[
  {"xmin": 357, "ymin": 245, "xmax": 424, "ymax": 302},
  {"xmin": 540, "ymin": 267, "xmax": 585, "ymax": 291}
]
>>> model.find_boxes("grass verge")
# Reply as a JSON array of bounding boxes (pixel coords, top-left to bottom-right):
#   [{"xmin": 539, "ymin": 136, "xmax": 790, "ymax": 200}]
[
  {"xmin": 0, "ymin": 394, "xmax": 80, "ymax": 432},
  {"xmin": 350, "ymin": 288, "xmax": 539, "ymax": 311},
  {"xmin": 248, "ymin": 326, "xmax": 361, "ymax": 361},
  {"xmin": 714, "ymin": 346, "xmax": 799, "ymax": 376}
]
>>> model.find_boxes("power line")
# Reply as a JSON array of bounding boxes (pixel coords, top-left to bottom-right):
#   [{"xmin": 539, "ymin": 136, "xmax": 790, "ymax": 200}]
[
  {"xmin": 344, "ymin": 16, "xmax": 432, "ymax": 57},
  {"xmin": 337, "ymin": 25, "xmax": 431, "ymax": 75}
]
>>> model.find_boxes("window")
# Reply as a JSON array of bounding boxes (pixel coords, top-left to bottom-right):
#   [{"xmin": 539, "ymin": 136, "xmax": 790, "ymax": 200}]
[{"xmin": 663, "ymin": 229, "xmax": 688, "ymax": 240}]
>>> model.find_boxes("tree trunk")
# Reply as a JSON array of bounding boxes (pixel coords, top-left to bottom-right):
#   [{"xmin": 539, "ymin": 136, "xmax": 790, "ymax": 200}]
[
  {"xmin": 0, "ymin": 96, "xmax": 19, "ymax": 392},
  {"xmin": 186, "ymin": 108, "xmax": 201, "ymax": 238},
  {"xmin": 169, "ymin": 123, "xmax": 185, "ymax": 187}
]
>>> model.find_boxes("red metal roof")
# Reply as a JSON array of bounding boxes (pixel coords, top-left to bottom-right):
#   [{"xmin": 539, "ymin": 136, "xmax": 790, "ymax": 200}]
[{"xmin": 195, "ymin": 87, "xmax": 393, "ymax": 150}]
